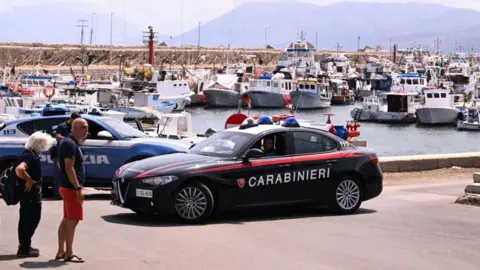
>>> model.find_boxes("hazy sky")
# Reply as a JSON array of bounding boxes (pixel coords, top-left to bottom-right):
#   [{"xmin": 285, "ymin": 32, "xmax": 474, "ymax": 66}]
[{"xmin": 1, "ymin": 0, "xmax": 479, "ymax": 35}]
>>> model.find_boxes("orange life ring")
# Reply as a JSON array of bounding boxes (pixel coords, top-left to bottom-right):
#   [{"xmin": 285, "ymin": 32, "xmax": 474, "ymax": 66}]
[
  {"xmin": 43, "ymin": 86, "xmax": 55, "ymax": 98},
  {"xmin": 272, "ymin": 114, "xmax": 293, "ymax": 122}
]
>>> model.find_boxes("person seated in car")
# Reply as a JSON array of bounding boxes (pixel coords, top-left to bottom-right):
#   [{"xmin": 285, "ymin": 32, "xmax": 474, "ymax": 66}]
[{"xmin": 263, "ymin": 136, "xmax": 278, "ymax": 157}]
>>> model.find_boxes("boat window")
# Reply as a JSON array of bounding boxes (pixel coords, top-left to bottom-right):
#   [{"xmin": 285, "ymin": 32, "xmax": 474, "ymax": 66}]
[
  {"xmin": 310, "ymin": 85, "xmax": 315, "ymax": 90},
  {"xmin": 173, "ymin": 84, "xmax": 177, "ymax": 87},
  {"xmin": 441, "ymin": 93, "xmax": 447, "ymax": 98},
  {"xmin": 426, "ymin": 93, "xmax": 433, "ymax": 98},
  {"xmin": 266, "ymin": 82, "xmax": 271, "ymax": 87},
  {"xmin": 434, "ymin": 93, "xmax": 440, "ymax": 98},
  {"xmin": 282, "ymin": 83, "xmax": 285, "ymax": 88},
  {"xmin": 299, "ymin": 84, "xmax": 303, "ymax": 89},
  {"xmin": 400, "ymin": 79, "xmax": 405, "ymax": 84},
  {"xmin": 273, "ymin": 82, "xmax": 279, "ymax": 87}
]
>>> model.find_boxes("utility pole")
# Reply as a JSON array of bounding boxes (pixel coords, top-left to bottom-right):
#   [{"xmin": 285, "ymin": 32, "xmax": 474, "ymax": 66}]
[
  {"xmin": 110, "ymin": 13, "xmax": 114, "ymax": 46},
  {"xmin": 357, "ymin": 36, "xmax": 360, "ymax": 51},
  {"xmin": 89, "ymin": 13, "xmax": 95, "ymax": 45},
  {"xmin": 434, "ymin": 37, "xmax": 441, "ymax": 55},
  {"xmin": 77, "ymin": 19, "xmax": 88, "ymax": 45},
  {"xmin": 315, "ymin": 32, "xmax": 318, "ymax": 50}
]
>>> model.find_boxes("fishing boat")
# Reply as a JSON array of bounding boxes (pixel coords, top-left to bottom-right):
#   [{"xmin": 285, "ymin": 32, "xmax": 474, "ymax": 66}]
[
  {"xmin": 330, "ymin": 79, "xmax": 355, "ymax": 105},
  {"xmin": 457, "ymin": 99, "xmax": 480, "ymax": 131},
  {"xmin": 350, "ymin": 95, "xmax": 383, "ymax": 121},
  {"xmin": 289, "ymin": 78, "xmax": 331, "ymax": 109},
  {"xmin": 245, "ymin": 73, "xmax": 294, "ymax": 108},
  {"xmin": 416, "ymin": 89, "xmax": 461, "ymax": 125}
]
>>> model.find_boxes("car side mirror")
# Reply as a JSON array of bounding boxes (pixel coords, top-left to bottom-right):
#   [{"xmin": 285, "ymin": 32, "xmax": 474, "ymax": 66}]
[
  {"xmin": 97, "ymin": 130, "xmax": 114, "ymax": 140},
  {"xmin": 242, "ymin": 148, "xmax": 264, "ymax": 163}
]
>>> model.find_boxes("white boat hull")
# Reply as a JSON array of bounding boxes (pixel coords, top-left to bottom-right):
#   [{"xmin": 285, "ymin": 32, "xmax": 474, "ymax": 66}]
[
  {"xmin": 350, "ymin": 108, "xmax": 378, "ymax": 121},
  {"xmin": 203, "ymin": 88, "xmax": 242, "ymax": 107},
  {"xmin": 247, "ymin": 91, "xmax": 287, "ymax": 108},
  {"xmin": 457, "ymin": 120, "xmax": 480, "ymax": 131},
  {"xmin": 290, "ymin": 91, "xmax": 331, "ymax": 109},
  {"xmin": 416, "ymin": 107, "xmax": 458, "ymax": 125},
  {"xmin": 375, "ymin": 111, "xmax": 417, "ymax": 123}
]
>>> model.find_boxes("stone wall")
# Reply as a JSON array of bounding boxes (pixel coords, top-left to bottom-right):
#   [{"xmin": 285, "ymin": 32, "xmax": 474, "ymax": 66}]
[{"xmin": 0, "ymin": 42, "xmax": 391, "ymax": 70}]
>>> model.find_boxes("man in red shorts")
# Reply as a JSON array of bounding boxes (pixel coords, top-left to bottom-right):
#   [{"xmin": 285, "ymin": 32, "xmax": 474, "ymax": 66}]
[{"xmin": 55, "ymin": 118, "xmax": 88, "ymax": 263}]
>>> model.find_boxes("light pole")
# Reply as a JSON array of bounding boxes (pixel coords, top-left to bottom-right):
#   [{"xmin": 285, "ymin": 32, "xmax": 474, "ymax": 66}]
[
  {"xmin": 110, "ymin": 13, "xmax": 113, "ymax": 46},
  {"xmin": 197, "ymin": 22, "xmax": 201, "ymax": 49}
]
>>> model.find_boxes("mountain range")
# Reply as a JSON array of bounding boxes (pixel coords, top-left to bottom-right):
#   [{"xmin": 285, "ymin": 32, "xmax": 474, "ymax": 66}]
[{"xmin": 1, "ymin": 1, "xmax": 479, "ymax": 52}]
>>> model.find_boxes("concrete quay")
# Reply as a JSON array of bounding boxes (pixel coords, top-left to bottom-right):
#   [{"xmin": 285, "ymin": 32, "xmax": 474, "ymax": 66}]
[
  {"xmin": 379, "ymin": 152, "xmax": 480, "ymax": 173},
  {"xmin": 1, "ymin": 169, "xmax": 479, "ymax": 270}
]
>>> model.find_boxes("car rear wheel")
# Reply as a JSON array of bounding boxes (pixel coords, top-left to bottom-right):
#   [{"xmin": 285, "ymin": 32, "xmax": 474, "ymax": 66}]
[
  {"xmin": 329, "ymin": 175, "xmax": 363, "ymax": 214},
  {"xmin": 173, "ymin": 181, "xmax": 214, "ymax": 223}
]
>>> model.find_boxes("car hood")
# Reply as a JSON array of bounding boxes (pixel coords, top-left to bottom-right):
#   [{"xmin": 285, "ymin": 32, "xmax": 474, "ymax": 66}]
[
  {"xmin": 118, "ymin": 153, "xmax": 222, "ymax": 179},
  {"xmin": 129, "ymin": 137, "xmax": 191, "ymax": 151}
]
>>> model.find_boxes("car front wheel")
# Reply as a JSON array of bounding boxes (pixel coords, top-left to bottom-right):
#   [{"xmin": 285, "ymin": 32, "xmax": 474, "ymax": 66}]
[
  {"xmin": 173, "ymin": 181, "xmax": 214, "ymax": 223},
  {"xmin": 329, "ymin": 175, "xmax": 363, "ymax": 214}
]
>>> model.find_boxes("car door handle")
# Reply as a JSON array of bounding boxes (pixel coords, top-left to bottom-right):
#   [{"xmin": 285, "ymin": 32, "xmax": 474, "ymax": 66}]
[
  {"xmin": 278, "ymin": 164, "xmax": 291, "ymax": 168},
  {"xmin": 325, "ymin": 160, "xmax": 337, "ymax": 164}
]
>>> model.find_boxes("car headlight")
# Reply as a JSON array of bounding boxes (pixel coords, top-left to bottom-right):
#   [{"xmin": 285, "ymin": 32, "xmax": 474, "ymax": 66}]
[{"xmin": 141, "ymin": 176, "xmax": 178, "ymax": 186}]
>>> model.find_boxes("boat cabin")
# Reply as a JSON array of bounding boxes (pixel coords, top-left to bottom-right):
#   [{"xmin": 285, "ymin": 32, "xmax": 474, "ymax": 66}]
[
  {"xmin": 423, "ymin": 89, "xmax": 454, "ymax": 107},
  {"xmin": 361, "ymin": 96, "xmax": 382, "ymax": 112},
  {"xmin": 391, "ymin": 73, "xmax": 428, "ymax": 93},
  {"xmin": 384, "ymin": 92, "xmax": 420, "ymax": 113},
  {"xmin": 248, "ymin": 76, "xmax": 294, "ymax": 93},
  {"xmin": 296, "ymin": 79, "xmax": 329, "ymax": 95}
]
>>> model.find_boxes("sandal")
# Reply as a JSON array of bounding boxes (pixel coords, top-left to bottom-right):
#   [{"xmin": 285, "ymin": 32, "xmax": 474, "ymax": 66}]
[
  {"xmin": 55, "ymin": 253, "xmax": 65, "ymax": 260},
  {"xmin": 64, "ymin": 255, "xmax": 84, "ymax": 263}
]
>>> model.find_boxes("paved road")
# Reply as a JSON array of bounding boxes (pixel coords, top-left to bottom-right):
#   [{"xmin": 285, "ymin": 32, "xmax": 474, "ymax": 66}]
[{"xmin": 0, "ymin": 180, "xmax": 479, "ymax": 270}]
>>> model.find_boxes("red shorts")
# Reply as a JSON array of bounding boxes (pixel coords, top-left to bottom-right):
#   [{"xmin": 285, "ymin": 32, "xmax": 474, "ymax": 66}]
[{"xmin": 59, "ymin": 187, "xmax": 83, "ymax": 221}]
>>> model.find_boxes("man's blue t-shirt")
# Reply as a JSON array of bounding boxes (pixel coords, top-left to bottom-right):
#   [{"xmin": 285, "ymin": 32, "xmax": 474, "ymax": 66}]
[{"xmin": 58, "ymin": 135, "xmax": 85, "ymax": 189}]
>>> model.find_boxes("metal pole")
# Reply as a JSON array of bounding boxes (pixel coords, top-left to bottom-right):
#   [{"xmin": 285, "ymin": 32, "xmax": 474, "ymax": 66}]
[
  {"xmin": 180, "ymin": 3, "xmax": 184, "ymax": 47},
  {"xmin": 315, "ymin": 32, "xmax": 318, "ymax": 50},
  {"xmin": 77, "ymin": 19, "xmax": 88, "ymax": 45},
  {"xmin": 197, "ymin": 22, "xmax": 201, "ymax": 49},
  {"xmin": 89, "ymin": 13, "xmax": 95, "ymax": 45},
  {"xmin": 110, "ymin": 13, "xmax": 113, "ymax": 46}
]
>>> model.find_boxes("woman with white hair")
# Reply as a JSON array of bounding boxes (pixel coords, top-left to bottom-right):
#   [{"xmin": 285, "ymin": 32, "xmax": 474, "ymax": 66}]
[{"xmin": 15, "ymin": 131, "xmax": 54, "ymax": 258}]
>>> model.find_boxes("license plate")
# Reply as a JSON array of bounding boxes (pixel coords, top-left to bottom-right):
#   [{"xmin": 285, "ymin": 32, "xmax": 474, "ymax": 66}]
[{"xmin": 136, "ymin": 189, "xmax": 153, "ymax": 198}]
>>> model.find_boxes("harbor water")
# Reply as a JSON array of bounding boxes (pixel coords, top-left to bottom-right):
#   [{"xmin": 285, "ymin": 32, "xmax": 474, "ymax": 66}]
[{"xmin": 186, "ymin": 102, "xmax": 480, "ymax": 157}]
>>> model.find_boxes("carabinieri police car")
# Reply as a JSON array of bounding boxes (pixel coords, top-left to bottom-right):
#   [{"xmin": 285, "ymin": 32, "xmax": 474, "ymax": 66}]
[
  {"xmin": 111, "ymin": 117, "xmax": 383, "ymax": 223},
  {"xmin": 0, "ymin": 114, "xmax": 190, "ymax": 191}
]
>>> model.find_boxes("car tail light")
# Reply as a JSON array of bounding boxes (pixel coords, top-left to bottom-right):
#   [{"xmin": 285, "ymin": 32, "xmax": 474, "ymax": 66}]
[{"xmin": 369, "ymin": 156, "xmax": 379, "ymax": 164}]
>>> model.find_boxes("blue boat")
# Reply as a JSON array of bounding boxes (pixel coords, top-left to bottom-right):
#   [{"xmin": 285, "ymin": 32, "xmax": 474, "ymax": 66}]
[{"xmin": 153, "ymin": 101, "xmax": 177, "ymax": 113}]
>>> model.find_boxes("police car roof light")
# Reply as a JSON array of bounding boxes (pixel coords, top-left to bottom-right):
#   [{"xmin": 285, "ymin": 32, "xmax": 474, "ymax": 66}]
[
  {"xmin": 257, "ymin": 116, "xmax": 273, "ymax": 125},
  {"xmin": 239, "ymin": 118, "xmax": 259, "ymax": 129},
  {"xmin": 282, "ymin": 117, "xmax": 300, "ymax": 127}
]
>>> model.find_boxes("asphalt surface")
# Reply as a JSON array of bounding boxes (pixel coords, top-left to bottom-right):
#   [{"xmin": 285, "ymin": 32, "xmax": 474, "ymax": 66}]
[{"xmin": 0, "ymin": 177, "xmax": 479, "ymax": 270}]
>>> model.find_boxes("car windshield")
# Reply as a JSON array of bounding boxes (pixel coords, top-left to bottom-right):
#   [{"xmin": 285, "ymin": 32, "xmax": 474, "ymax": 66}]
[
  {"xmin": 189, "ymin": 131, "xmax": 253, "ymax": 158},
  {"xmin": 98, "ymin": 117, "xmax": 148, "ymax": 138}
]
